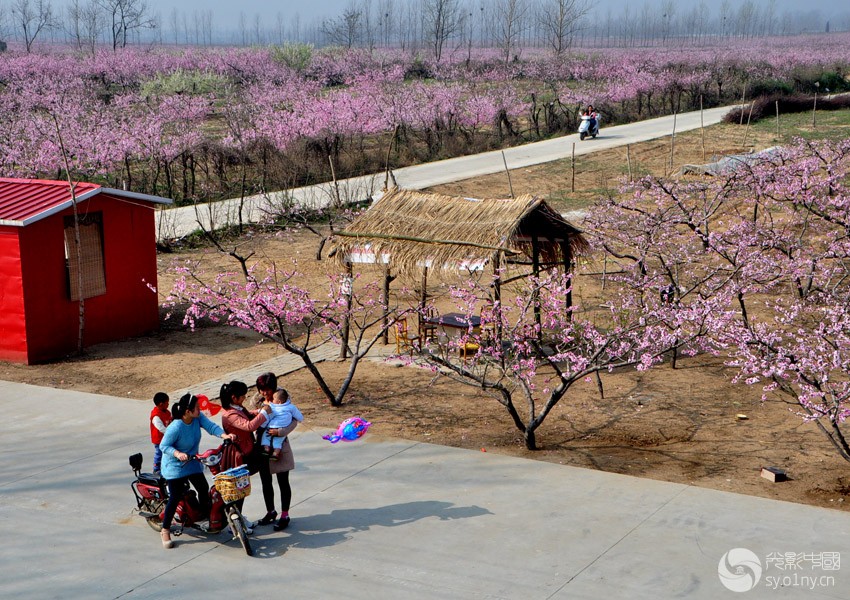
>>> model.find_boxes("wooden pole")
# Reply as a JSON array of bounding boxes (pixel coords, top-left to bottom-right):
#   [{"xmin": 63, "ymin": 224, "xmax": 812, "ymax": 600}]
[
  {"xmin": 812, "ymin": 86, "xmax": 819, "ymax": 129},
  {"xmin": 571, "ymin": 142, "xmax": 576, "ymax": 192},
  {"xmin": 626, "ymin": 144, "xmax": 632, "ymax": 181},
  {"xmin": 561, "ymin": 241, "xmax": 573, "ymax": 322},
  {"xmin": 700, "ymin": 94, "xmax": 706, "ymax": 162},
  {"xmin": 338, "ymin": 262, "xmax": 353, "ymax": 360},
  {"xmin": 532, "ymin": 235, "xmax": 541, "ymax": 341},
  {"xmin": 492, "ymin": 254, "xmax": 503, "ymax": 346},
  {"xmin": 382, "ymin": 265, "xmax": 391, "ymax": 345},
  {"xmin": 328, "ymin": 155, "xmax": 341, "ymax": 207},
  {"xmin": 501, "ymin": 151, "xmax": 514, "ymax": 198},
  {"xmin": 775, "ymin": 100, "xmax": 780, "ymax": 140},
  {"xmin": 742, "ymin": 100, "xmax": 754, "ymax": 150},
  {"xmin": 418, "ymin": 266, "xmax": 428, "ymax": 339},
  {"xmin": 669, "ymin": 111, "xmax": 677, "ymax": 176},
  {"xmin": 739, "ymin": 83, "xmax": 746, "ymax": 126},
  {"xmin": 601, "ymin": 253, "xmax": 607, "ymax": 291}
]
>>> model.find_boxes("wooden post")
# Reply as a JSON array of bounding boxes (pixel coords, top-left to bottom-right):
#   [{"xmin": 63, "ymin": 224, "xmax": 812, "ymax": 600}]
[
  {"xmin": 382, "ymin": 264, "xmax": 391, "ymax": 345},
  {"xmin": 775, "ymin": 100, "xmax": 780, "ymax": 140},
  {"xmin": 571, "ymin": 142, "xmax": 576, "ymax": 192},
  {"xmin": 501, "ymin": 151, "xmax": 514, "ymax": 198},
  {"xmin": 560, "ymin": 241, "xmax": 573, "ymax": 322},
  {"xmin": 669, "ymin": 111, "xmax": 677, "ymax": 176},
  {"xmin": 492, "ymin": 254, "xmax": 503, "ymax": 345},
  {"xmin": 338, "ymin": 262, "xmax": 353, "ymax": 360},
  {"xmin": 601, "ymin": 253, "xmax": 607, "ymax": 292},
  {"xmin": 812, "ymin": 84, "xmax": 819, "ymax": 129},
  {"xmin": 742, "ymin": 100, "xmax": 754, "ymax": 150},
  {"xmin": 739, "ymin": 83, "xmax": 746, "ymax": 126},
  {"xmin": 532, "ymin": 235, "xmax": 541, "ymax": 341},
  {"xmin": 626, "ymin": 144, "xmax": 632, "ymax": 181},
  {"xmin": 418, "ymin": 266, "xmax": 429, "ymax": 339},
  {"xmin": 700, "ymin": 94, "xmax": 706, "ymax": 162},
  {"xmin": 328, "ymin": 155, "xmax": 341, "ymax": 207}
]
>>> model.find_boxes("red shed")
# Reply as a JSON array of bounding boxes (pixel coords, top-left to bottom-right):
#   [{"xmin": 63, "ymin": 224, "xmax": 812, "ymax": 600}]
[{"xmin": 0, "ymin": 178, "xmax": 172, "ymax": 364}]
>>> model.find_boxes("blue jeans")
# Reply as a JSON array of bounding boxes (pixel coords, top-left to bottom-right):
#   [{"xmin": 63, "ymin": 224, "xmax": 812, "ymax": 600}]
[{"xmin": 153, "ymin": 443, "xmax": 163, "ymax": 471}]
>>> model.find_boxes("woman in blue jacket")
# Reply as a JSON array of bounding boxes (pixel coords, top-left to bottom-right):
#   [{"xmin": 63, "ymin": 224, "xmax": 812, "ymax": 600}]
[{"xmin": 159, "ymin": 393, "xmax": 235, "ymax": 549}]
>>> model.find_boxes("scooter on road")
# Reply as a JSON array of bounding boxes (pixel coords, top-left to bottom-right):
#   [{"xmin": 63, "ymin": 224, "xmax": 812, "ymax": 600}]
[
  {"xmin": 578, "ymin": 113, "xmax": 600, "ymax": 140},
  {"xmin": 129, "ymin": 441, "xmax": 254, "ymax": 555}
]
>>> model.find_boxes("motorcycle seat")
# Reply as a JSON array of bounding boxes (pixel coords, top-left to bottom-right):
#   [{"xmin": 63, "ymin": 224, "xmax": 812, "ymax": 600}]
[{"xmin": 138, "ymin": 472, "xmax": 165, "ymax": 487}]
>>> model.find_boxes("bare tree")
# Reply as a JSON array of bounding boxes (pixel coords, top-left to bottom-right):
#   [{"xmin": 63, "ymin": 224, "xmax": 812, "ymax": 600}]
[
  {"xmin": 67, "ymin": 0, "xmax": 102, "ymax": 54},
  {"xmin": 95, "ymin": 0, "xmax": 154, "ymax": 49},
  {"xmin": 658, "ymin": 0, "xmax": 675, "ymax": 44},
  {"xmin": 494, "ymin": 0, "xmax": 528, "ymax": 63},
  {"xmin": 321, "ymin": 4, "xmax": 362, "ymax": 48},
  {"xmin": 423, "ymin": 0, "xmax": 461, "ymax": 61},
  {"xmin": 252, "ymin": 12, "xmax": 262, "ymax": 45},
  {"xmin": 539, "ymin": 0, "xmax": 589, "ymax": 54},
  {"xmin": 12, "ymin": 0, "xmax": 53, "ymax": 52}
]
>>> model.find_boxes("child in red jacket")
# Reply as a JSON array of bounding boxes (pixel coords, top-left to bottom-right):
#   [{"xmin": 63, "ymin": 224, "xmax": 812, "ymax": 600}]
[{"xmin": 150, "ymin": 392, "xmax": 172, "ymax": 473}]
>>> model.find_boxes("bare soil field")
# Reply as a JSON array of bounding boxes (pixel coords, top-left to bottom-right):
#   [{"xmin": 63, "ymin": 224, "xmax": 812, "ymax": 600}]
[{"xmin": 4, "ymin": 121, "xmax": 849, "ymax": 512}]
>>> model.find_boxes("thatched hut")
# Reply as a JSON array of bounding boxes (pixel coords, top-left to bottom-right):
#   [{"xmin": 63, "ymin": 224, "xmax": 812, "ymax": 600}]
[{"xmin": 326, "ymin": 188, "xmax": 588, "ymax": 355}]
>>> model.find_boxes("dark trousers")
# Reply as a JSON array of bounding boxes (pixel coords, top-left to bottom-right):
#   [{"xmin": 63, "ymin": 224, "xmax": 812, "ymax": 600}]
[
  {"xmin": 162, "ymin": 472, "xmax": 210, "ymax": 529},
  {"xmin": 258, "ymin": 459, "xmax": 292, "ymax": 513}
]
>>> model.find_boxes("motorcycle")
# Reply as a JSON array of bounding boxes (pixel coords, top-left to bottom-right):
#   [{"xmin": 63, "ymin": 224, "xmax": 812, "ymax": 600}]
[
  {"xmin": 578, "ymin": 113, "xmax": 600, "ymax": 140},
  {"xmin": 129, "ymin": 441, "xmax": 254, "ymax": 556}
]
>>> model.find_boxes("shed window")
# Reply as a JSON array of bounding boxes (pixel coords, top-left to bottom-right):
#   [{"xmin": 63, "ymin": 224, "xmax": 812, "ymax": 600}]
[{"xmin": 64, "ymin": 212, "xmax": 106, "ymax": 300}]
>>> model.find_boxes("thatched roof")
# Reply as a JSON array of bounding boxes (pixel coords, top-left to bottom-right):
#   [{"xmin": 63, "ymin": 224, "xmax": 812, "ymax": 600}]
[{"xmin": 327, "ymin": 188, "xmax": 588, "ymax": 279}]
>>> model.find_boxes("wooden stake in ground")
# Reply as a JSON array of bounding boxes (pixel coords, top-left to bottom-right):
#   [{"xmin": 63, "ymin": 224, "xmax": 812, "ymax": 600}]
[
  {"xmin": 571, "ymin": 142, "xmax": 576, "ymax": 192},
  {"xmin": 382, "ymin": 265, "xmax": 392, "ymax": 345},
  {"xmin": 339, "ymin": 261, "xmax": 354, "ymax": 359},
  {"xmin": 626, "ymin": 144, "xmax": 632, "ymax": 181},
  {"xmin": 601, "ymin": 253, "xmax": 607, "ymax": 291},
  {"xmin": 328, "ymin": 155, "xmax": 342, "ymax": 207},
  {"xmin": 669, "ymin": 111, "xmax": 677, "ymax": 175},
  {"xmin": 700, "ymin": 95, "xmax": 706, "ymax": 162},
  {"xmin": 776, "ymin": 100, "xmax": 780, "ymax": 140},
  {"xmin": 742, "ymin": 100, "xmax": 754, "ymax": 150},
  {"xmin": 813, "ymin": 82, "xmax": 819, "ymax": 129},
  {"xmin": 739, "ymin": 83, "xmax": 747, "ymax": 126},
  {"xmin": 501, "ymin": 151, "xmax": 514, "ymax": 198}
]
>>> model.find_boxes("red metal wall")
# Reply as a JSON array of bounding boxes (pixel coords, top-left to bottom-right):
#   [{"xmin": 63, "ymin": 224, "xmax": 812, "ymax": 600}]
[
  {"xmin": 17, "ymin": 194, "xmax": 160, "ymax": 364},
  {"xmin": 0, "ymin": 227, "xmax": 28, "ymax": 362}
]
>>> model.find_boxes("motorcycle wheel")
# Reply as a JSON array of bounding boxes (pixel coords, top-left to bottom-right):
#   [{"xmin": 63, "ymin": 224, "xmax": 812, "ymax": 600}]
[
  {"xmin": 227, "ymin": 506, "xmax": 253, "ymax": 556},
  {"xmin": 141, "ymin": 498, "xmax": 165, "ymax": 531},
  {"xmin": 580, "ymin": 131, "xmax": 586, "ymax": 141},
  {"xmin": 592, "ymin": 133, "xmax": 597, "ymax": 138}
]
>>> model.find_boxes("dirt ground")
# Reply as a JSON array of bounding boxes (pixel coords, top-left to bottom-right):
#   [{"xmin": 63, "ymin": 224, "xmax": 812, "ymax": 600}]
[{"xmin": 3, "ymin": 121, "xmax": 849, "ymax": 513}]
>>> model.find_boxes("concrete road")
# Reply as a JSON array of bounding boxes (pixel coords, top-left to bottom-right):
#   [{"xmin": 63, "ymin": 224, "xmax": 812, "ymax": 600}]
[
  {"xmin": 155, "ymin": 106, "xmax": 733, "ymax": 241},
  {"xmin": 1, "ymin": 379, "xmax": 847, "ymax": 599}
]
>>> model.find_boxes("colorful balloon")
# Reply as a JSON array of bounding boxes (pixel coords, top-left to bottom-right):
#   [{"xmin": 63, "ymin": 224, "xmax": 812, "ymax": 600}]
[{"xmin": 323, "ymin": 417, "xmax": 372, "ymax": 444}]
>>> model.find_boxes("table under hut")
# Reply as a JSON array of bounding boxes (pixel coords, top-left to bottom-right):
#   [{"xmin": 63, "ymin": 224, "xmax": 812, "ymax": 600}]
[{"xmin": 325, "ymin": 188, "xmax": 588, "ymax": 358}]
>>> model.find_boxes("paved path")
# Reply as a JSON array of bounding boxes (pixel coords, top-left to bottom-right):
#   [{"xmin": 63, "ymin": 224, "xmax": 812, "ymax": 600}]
[
  {"xmin": 177, "ymin": 341, "xmax": 398, "ymax": 401},
  {"xmin": 1, "ymin": 379, "xmax": 847, "ymax": 599},
  {"xmin": 156, "ymin": 106, "xmax": 733, "ymax": 241}
]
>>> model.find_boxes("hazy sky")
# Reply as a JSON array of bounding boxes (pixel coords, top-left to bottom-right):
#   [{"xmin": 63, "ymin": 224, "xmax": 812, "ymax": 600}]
[{"xmin": 127, "ymin": 0, "xmax": 846, "ymax": 30}]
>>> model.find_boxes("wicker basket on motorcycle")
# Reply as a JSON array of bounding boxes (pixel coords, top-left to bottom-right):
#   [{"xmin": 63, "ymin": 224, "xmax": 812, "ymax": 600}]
[{"xmin": 214, "ymin": 466, "xmax": 251, "ymax": 503}]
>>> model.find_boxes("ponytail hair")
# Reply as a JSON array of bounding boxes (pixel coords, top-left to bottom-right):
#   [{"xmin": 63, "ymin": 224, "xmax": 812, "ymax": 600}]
[
  {"xmin": 220, "ymin": 380, "xmax": 248, "ymax": 408},
  {"xmin": 172, "ymin": 393, "xmax": 198, "ymax": 420}
]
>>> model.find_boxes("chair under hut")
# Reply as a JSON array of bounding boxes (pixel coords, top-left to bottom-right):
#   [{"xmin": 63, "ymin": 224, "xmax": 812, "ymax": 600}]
[{"xmin": 326, "ymin": 188, "xmax": 588, "ymax": 357}]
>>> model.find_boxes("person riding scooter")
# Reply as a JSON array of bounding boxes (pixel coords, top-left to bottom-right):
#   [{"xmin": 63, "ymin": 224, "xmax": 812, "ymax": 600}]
[
  {"xmin": 578, "ymin": 104, "xmax": 600, "ymax": 140},
  {"xmin": 582, "ymin": 105, "xmax": 597, "ymax": 132}
]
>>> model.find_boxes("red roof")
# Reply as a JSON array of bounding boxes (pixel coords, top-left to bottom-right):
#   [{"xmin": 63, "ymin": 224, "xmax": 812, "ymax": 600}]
[{"xmin": 0, "ymin": 178, "xmax": 171, "ymax": 226}]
